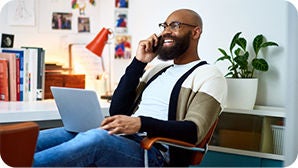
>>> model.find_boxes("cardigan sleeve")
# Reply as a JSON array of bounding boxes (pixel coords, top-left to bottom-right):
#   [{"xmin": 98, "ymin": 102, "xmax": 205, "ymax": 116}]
[
  {"xmin": 109, "ymin": 57, "xmax": 147, "ymax": 116},
  {"xmin": 139, "ymin": 116, "xmax": 197, "ymax": 144}
]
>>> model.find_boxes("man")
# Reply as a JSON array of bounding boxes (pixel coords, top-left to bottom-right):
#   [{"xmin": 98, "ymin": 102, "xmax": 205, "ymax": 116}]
[{"xmin": 33, "ymin": 9, "xmax": 227, "ymax": 167}]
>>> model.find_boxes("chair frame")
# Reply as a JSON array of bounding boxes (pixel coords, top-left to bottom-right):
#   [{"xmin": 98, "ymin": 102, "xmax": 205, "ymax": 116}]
[{"xmin": 141, "ymin": 118, "xmax": 218, "ymax": 166}]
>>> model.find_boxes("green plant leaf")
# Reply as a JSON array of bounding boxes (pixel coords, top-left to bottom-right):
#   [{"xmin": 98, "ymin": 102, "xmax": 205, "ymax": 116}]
[
  {"xmin": 230, "ymin": 32, "xmax": 242, "ymax": 51},
  {"xmin": 252, "ymin": 58, "xmax": 269, "ymax": 71},
  {"xmin": 253, "ymin": 34, "xmax": 264, "ymax": 56},
  {"xmin": 229, "ymin": 64, "xmax": 239, "ymax": 71},
  {"xmin": 216, "ymin": 55, "xmax": 230, "ymax": 62},
  {"xmin": 260, "ymin": 41, "xmax": 279, "ymax": 48},
  {"xmin": 236, "ymin": 37, "xmax": 247, "ymax": 51},
  {"xmin": 241, "ymin": 70, "xmax": 253, "ymax": 78},
  {"xmin": 225, "ymin": 72, "xmax": 234, "ymax": 77},
  {"xmin": 234, "ymin": 48, "xmax": 241, "ymax": 56},
  {"xmin": 218, "ymin": 48, "xmax": 228, "ymax": 56},
  {"xmin": 235, "ymin": 53, "xmax": 248, "ymax": 69},
  {"xmin": 217, "ymin": 48, "xmax": 231, "ymax": 62}
]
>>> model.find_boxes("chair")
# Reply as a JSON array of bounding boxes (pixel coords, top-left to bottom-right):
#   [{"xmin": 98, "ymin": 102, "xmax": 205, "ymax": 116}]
[
  {"xmin": 0, "ymin": 122, "xmax": 39, "ymax": 167},
  {"xmin": 141, "ymin": 118, "xmax": 218, "ymax": 166}
]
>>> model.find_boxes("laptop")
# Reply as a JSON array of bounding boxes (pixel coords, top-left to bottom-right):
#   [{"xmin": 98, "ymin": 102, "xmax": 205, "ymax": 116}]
[{"xmin": 50, "ymin": 86, "xmax": 104, "ymax": 132}]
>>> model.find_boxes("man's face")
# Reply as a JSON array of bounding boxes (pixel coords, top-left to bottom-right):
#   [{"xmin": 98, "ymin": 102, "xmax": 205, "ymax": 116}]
[{"xmin": 157, "ymin": 31, "xmax": 191, "ymax": 61}]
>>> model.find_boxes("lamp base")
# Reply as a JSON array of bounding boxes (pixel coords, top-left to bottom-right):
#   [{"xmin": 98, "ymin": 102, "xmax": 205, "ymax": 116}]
[{"xmin": 100, "ymin": 94, "xmax": 113, "ymax": 100}]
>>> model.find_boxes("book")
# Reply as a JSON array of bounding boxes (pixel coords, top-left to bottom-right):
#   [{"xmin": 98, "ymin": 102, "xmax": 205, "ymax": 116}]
[
  {"xmin": 22, "ymin": 48, "xmax": 30, "ymax": 101},
  {"xmin": 21, "ymin": 47, "xmax": 45, "ymax": 101},
  {"xmin": 38, "ymin": 48, "xmax": 45, "ymax": 100},
  {"xmin": 0, "ymin": 52, "xmax": 17, "ymax": 101},
  {"xmin": 2, "ymin": 48, "xmax": 26, "ymax": 101},
  {"xmin": 16, "ymin": 57, "xmax": 20, "ymax": 101},
  {"xmin": 21, "ymin": 47, "xmax": 38, "ymax": 101},
  {"xmin": 0, "ymin": 58, "xmax": 9, "ymax": 101}
]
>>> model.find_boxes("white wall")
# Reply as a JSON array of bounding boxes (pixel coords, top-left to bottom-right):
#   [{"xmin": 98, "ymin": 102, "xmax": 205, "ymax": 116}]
[{"xmin": 0, "ymin": 0, "xmax": 290, "ymax": 107}]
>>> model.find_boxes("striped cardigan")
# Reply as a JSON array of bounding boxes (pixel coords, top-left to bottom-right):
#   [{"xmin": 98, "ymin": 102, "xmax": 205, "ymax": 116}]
[{"xmin": 110, "ymin": 57, "xmax": 227, "ymax": 165}]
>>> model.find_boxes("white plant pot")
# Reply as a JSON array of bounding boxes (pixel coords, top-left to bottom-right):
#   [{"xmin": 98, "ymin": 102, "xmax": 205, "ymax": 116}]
[{"xmin": 225, "ymin": 78, "xmax": 258, "ymax": 110}]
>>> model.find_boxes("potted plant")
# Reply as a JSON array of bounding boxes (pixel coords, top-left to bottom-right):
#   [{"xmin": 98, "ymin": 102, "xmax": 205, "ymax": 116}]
[{"xmin": 216, "ymin": 32, "xmax": 278, "ymax": 110}]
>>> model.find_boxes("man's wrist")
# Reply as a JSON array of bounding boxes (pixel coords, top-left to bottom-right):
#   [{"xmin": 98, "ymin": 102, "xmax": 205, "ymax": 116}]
[{"xmin": 135, "ymin": 55, "xmax": 147, "ymax": 63}]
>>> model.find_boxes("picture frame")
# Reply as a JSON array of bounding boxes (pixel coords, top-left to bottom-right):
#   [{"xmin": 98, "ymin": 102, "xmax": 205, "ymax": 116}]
[{"xmin": 7, "ymin": 0, "xmax": 35, "ymax": 26}]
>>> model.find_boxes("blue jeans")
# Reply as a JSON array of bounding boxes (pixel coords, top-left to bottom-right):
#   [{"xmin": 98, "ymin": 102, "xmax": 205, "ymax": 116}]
[{"xmin": 33, "ymin": 127, "xmax": 165, "ymax": 167}]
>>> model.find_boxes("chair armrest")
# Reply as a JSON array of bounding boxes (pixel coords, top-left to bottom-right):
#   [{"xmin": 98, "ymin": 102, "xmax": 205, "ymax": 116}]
[
  {"xmin": 141, "ymin": 137, "xmax": 206, "ymax": 152},
  {"xmin": 140, "ymin": 119, "xmax": 218, "ymax": 165}
]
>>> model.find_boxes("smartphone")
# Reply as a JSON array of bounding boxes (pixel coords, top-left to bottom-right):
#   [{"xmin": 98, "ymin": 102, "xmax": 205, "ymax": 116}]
[{"xmin": 152, "ymin": 36, "xmax": 163, "ymax": 53}]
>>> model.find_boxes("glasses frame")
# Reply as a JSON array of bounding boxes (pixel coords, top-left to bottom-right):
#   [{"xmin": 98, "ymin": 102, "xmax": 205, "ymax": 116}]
[{"xmin": 158, "ymin": 21, "xmax": 198, "ymax": 31}]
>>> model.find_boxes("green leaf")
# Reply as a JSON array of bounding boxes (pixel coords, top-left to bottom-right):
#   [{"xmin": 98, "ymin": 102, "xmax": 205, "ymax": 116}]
[
  {"xmin": 234, "ymin": 48, "xmax": 241, "ymax": 56},
  {"xmin": 229, "ymin": 64, "xmax": 238, "ymax": 71},
  {"xmin": 260, "ymin": 41, "xmax": 279, "ymax": 48},
  {"xmin": 235, "ymin": 54, "xmax": 248, "ymax": 69},
  {"xmin": 216, "ymin": 55, "xmax": 230, "ymax": 62},
  {"xmin": 230, "ymin": 32, "xmax": 242, "ymax": 51},
  {"xmin": 236, "ymin": 37, "xmax": 247, "ymax": 51},
  {"xmin": 252, "ymin": 58, "xmax": 269, "ymax": 71},
  {"xmin": 242, "ymin": 70, "xmax": 253, "ymax": 78},
  {"xmin": 253, "ymin": 34, "xmax": 264, "ymax": 56},
  {"xmin": 218, "ymin": 48, "xmax": 228, "ymax": 56},
  {"xmin": 225, "ymin": 72, "xmax": 234, "ymax": 77}
]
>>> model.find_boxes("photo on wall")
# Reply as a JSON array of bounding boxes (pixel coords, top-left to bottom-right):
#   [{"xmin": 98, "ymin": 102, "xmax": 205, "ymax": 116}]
[
  {"xmin": 78, "ymin": 17, "xmax": 90, "ymax": 33},
  {"xmin": 115, "ymin": 0, "xmax": 129, "ymax": 8},
  {"xmin": 52, "ymin": 12, "xmax": 72, "ymax": 30},
  {"xmin": 114, "ymin": 35, "xmax": 131, "ymax": 59},
  {"xmin": 1, "ymin": 34, "xmax": 14, "ymax": 48},
  {"xmin": 115, "ymin": 10, "xmax": 128, "ymax": 33}
]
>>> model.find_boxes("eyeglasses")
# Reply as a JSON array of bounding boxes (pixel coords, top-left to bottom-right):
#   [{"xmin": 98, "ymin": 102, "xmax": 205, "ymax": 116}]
[{"xmin": 158, "ymin": 21, "xmax": 198, "ymax": 31}]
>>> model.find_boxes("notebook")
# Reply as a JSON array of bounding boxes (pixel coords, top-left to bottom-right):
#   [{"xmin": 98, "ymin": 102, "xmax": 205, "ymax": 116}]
[{"xmin": 50, "ymin": 86, "xmax": 104, "ymax": 132}]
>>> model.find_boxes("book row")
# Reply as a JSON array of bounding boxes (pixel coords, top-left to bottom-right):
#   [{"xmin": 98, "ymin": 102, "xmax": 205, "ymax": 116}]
[{"xmin": 0, "ymin": 47, "xmax": 45, "ymax": 101}]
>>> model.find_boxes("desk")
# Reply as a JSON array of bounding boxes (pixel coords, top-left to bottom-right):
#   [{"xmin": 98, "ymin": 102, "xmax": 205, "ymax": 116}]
[{"xmin": 0, "ymin": 99, "xmax": 110, "ymax": 129}]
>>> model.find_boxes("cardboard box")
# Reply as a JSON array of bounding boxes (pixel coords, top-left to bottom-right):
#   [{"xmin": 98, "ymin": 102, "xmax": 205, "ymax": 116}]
[
  {"xmin": 219, "ymin": 129, "xmax": 261, "ymax": 151},
  {"xmin": 44, "ymin": 73, "xmax": 85, "ymax": 99}
]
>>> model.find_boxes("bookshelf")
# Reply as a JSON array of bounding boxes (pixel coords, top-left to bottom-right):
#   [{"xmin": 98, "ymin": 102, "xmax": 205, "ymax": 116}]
[{"xmin": 201, "ymin": 106, "xmax": 285, "ymax": 167}]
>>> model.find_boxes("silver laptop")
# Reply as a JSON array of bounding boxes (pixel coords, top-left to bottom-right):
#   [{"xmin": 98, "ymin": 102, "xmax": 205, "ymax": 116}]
[{"xmin": 50, "ymin": 86, "xmax": 104, "ymax": 132}]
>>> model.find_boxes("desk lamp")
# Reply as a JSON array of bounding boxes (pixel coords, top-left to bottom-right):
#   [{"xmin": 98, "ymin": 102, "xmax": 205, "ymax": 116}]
[{"xmin": 86, "ymin": 27, "xmax": 113, "ymax": 100}]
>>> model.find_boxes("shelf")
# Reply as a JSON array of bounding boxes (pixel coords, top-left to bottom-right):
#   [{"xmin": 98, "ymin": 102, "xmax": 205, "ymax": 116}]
[
  {"xmin": 212, "ymin": 106, "xmax": 286, "ymax": 161},
  {"xmin": 223, "ymin": 105, "xmax": 285, "ymax": 118},
  {"xmin": 209, "ymin": 145, "xmax": 284, "ymax": 161}
]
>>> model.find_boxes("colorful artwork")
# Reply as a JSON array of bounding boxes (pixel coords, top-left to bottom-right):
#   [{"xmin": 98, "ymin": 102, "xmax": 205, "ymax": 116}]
[
  {"xmin": 72, "ymin": 0, "xmax": 96, "ymax": 15},
  {"xmin": 114, "ymin": 35, "xmax": 131, "ymax": 59},
  {"xmin": 115, "ymin": 0, "xmax": 128, "ymax": 8},
  {"xmin": 115, "ymin": 10, "xmax": 128, "ymax": 33}
]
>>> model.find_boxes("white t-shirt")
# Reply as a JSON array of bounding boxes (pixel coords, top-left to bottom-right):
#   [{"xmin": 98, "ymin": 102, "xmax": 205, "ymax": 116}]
[{"xmin": 132, "ymin": 60, "xmax": 202, "ymax": 120}]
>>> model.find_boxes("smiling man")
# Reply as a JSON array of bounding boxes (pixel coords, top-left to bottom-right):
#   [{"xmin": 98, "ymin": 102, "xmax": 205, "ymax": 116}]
[{"xmin": 33, "ymin": 9, "xmax": 227, "ymax": 167}]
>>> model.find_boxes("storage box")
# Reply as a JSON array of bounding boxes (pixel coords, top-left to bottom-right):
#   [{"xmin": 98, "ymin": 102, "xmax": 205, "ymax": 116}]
[
  {"xmin": 219, "ymin": 129, "xmax": 261, "ymax": 151},
  {"xmin": 44, "ymin": 73, "xmax": 85, "ymax": 99}
]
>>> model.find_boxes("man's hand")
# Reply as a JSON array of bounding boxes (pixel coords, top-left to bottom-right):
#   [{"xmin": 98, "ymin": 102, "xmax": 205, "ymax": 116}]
[
  {"xmin": 100, "ymin": 115, "xmax": 141, "ymax": 135},
  {"xmin": 135, "ymin": 34, "xmax": 160, "ymax": 63}
]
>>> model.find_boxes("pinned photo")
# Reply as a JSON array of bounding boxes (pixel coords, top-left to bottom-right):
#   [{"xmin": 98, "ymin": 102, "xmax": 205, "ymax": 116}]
[
  {"xmin": 52, "ymin": 12, "xmax": 72, "ymax": 30},
  {"xmin": 115, "ymin": 35, "xmax": 131, "ymax": 59},
  {"xmin": 78, "ymin": 17, "xmax": 90, "ymax": 33},
  {"xmin": 115, "ymin": 10, "xmax": 128, "ymax": 33}
]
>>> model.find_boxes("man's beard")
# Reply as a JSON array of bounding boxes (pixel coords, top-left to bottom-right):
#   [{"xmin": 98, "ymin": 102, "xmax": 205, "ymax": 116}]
[{"xmin": 157, "ymin": 31, "xmax": 191, "ymax": 61}]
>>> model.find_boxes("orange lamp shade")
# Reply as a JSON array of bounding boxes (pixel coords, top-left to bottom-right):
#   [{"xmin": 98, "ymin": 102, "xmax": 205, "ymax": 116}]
[{"xmin": 86, "ymin": 27, "xmax": 112, "ymax": 57}]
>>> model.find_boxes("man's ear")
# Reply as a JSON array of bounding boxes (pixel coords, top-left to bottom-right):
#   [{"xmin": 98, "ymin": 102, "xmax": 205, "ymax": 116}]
[{"xmin": 193, "ymin": 27, "xmax": 202, "ymax": 39}]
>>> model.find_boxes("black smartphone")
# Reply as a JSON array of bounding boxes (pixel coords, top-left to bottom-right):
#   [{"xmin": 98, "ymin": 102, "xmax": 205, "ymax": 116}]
[{"xmin": 152, "ymin": 36, "xmax": 163, "ymax": 53}]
